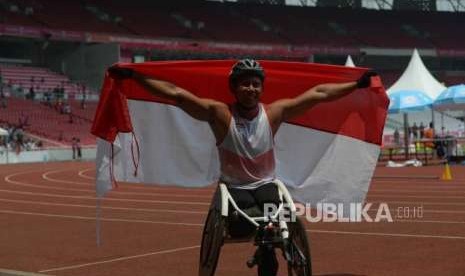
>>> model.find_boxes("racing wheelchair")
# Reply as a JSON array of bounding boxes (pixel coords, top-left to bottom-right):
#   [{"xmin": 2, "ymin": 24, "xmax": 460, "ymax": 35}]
[{"xmin": 199, "ymin": 179, "xmax": 311, "ymax": 276}]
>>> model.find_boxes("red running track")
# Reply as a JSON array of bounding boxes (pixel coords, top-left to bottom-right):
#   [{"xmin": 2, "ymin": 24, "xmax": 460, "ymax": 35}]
[{"xmin": 0, "ymin": 162, "xmax": 464, "ymax": 276}]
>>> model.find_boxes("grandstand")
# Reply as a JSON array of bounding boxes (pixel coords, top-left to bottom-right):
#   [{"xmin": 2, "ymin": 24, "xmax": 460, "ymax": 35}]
[
  {"xmin": 0, "ymin": 0, "xmax": 464, "ymax": 162},
  {"xmin": 0, "ymin": 64, "xmax": 86, "ymax": 97}
]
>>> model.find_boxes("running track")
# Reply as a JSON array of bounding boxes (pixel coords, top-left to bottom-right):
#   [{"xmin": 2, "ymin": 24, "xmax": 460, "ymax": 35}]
[{"xmin": 0, "ymin": 162, "xmax": 464, "ymax": 276}]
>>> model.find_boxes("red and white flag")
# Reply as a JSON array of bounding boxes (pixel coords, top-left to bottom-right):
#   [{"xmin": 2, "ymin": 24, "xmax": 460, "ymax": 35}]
[{"xmin": 91, "ymin": 60, "xmax": 389, "ymax": 206}]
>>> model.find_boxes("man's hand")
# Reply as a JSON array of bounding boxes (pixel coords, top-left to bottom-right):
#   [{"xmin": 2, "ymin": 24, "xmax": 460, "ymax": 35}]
[
  {"xmin": 356, "ymin": 71, "xmax": 378, "ymax": 89},
  {"xmin": 108, "ymin": 66, "xmax": 134, "ymax": 79}
]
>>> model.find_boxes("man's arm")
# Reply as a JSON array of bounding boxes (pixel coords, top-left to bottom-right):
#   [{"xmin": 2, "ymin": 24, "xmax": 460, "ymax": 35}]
[
  {"xmin": 266, "ymin": 71, "xmax": 376, "ymax": 133},
  {"xmin": 109, "ymin": 66, "xmax": 230, "ymax": 142}
]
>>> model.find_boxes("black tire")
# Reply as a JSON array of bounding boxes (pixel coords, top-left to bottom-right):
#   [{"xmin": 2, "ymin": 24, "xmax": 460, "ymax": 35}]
[
  {"xmin": 287, "ymin": 217, "xmax": 312, "ymax": 276},
  {"xmin": 199, "ymin": 206, "xmax": 225, "ymax": 276},
  {"xmin": 257, "ymin": 247, "xmax": 279, "ymax": 276}
]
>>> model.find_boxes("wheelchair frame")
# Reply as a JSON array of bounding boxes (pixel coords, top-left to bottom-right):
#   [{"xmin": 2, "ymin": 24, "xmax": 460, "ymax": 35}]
[{"xmin": 199, "ymin": 179, "xmax": 312, "ymax": 276}]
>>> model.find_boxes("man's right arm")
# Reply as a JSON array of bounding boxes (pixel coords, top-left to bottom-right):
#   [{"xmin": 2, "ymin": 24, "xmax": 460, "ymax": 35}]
[{"xmin": 109, "ymin": 66, "xmax": 231, "ymax": 142}]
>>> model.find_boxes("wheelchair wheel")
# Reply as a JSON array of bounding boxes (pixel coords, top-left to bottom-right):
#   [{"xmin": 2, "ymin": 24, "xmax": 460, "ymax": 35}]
[
  {"xmin": 199, "ymin": 206, "xmax": 225, "ymax": 276},
  {"xmin": 287, "ymin": 217, "xmax": 312, "ymax": 276}
]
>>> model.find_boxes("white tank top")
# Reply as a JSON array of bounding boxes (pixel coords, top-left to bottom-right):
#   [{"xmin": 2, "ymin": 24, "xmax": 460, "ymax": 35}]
[{"xmin": 218, "ymin": 104, "xmax": 276, "ymax": 189}]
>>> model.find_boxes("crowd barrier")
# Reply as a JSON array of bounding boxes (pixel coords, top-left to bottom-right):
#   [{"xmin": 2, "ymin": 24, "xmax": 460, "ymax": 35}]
[
  {"xmin": 380, "ymin": 137, "xmax": 465, "ymax": 165},
  {"xmin": 0, "ymin": 146, "xmax": 96, "ymax": 164}
]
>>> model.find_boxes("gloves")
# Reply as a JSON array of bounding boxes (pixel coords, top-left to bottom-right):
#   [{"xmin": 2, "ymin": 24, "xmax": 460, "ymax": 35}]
[
  {"xmin": 356, "ymin": 70, "xmax": 378, "ymax": 88},
  {"xmin": 108, "ymin": 65, "xmax": 134, "ymax": 79}
]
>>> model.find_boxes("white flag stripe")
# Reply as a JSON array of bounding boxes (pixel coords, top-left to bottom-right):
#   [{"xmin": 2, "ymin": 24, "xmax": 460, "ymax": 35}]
[{"xmin": 96, "ymin": 101, "xmax": 380, "ymax": 208}]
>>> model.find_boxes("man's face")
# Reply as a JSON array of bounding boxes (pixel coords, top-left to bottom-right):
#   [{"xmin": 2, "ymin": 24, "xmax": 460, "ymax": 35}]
[{"xmin": 232, "ymin": 75, "xmax": 263, "ymax": 109}]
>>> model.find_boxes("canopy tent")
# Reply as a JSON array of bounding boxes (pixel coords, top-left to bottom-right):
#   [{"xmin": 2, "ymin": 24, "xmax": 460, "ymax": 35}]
[
  {"xmin": 387, "ymin": 49, "xmax": 446, "ymax": 100},
  {"xmin": 387, "ymin": 89, "xmax": 433, "ymax": 158},
  {"xmin": 434, "ymin": 84, "xmax": 465, "ymax": 111},
  {"xmin": 345, "ymin": 55, "xmax": 355, "ymax": 67},
  {"xmin": 0, "ymin": 127, "xmax": 8, "ymax": 136},
  {"xmin": 385, "ymin": 49, "xmax": 463, "ymax": 136}
]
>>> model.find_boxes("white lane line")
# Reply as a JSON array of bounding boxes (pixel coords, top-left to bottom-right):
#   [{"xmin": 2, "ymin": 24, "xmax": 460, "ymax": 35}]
[
  {"xmin": 43, "ymin": 170, "xmax": 98, "ymax": 186},
  {"xmin": 370, "ymin": 200, "xmax": 465, "ymax": 206},
  {"xmin": 370, "ymin": 189, "xmax": 465, "ymax": 194},
  {"xmin": 368, "ymin": 195, "xmax": 465, "ymax": 199},
  {"xmin": 38, "ymin": 245, "xmax": 200, "ymax": 273},
  {"xmin": 0, "ymin": 210, "xmax": 204, "ymax": 227},
  {"xmin": 2, "ymin": 209, "xmax": 465, "ymax": 241},
  {"xmin": 308, "ymin": 229, "xmax": 465, "ymax": 240},
  {"xmin": 2, "ymin": 198, "xmax": 465, "ymax": 219},
  {"xmin": 425, "ymin": 210, "xmax": 465, "ymax": 214},
  {"xmin": 396, "ymin": 219, "xmax": 465, "ymax": 224},
  {"xmin": 30, "ymin": 176, "xmax": 213, "ymax": 199},
  {"xmin": 0, "ymin": 189, "xmax": 210, "ymax": 206},
  {"xmin": 13, "ymin": 169, "xmax": 464, "ymax": 201},
  {"xmin": 4, "ymin": 184, "xmax": 465, "ymax": 207},
  {"xmin": 5, "ymin": 171, "xmax": 465, "ymax": 207},
  {"xmin": 371, "ymin": 183, "xmax": 465, "ymax": 187},
  {"xmin": 16, "ymin": 171, "xmax": 465, "ymax": 200},
  {"xmin": 5, "ymin": 171, "xmax": 213, "ymax": 201},
  {"xmin": 77, "ymin": 168, "xmax": 95, "ymax": 180},
  {"xmin": 0, "ymin": 198, "xmax": 207, "ymax": 215},
  {"xmin": 41, "ymin": 169, "xmax": 215, "ymax": 194}
]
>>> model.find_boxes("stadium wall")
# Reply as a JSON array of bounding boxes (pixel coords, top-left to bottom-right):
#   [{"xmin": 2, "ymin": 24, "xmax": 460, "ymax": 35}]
[
  {"xmin": 0, "ymin": 148, "xmax": 96, "ymax": 164},
  {"xmin": 45, "ymin": 43, "xmax": 120, "ymax": 91}
]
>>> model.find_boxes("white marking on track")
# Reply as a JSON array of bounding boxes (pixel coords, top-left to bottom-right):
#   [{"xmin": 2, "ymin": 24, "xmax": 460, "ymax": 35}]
[
  {"xmin": 38, "ymin": 245, "xmax": 200, "ymax": 273},
  {"xmin": 0, "ymin": 210, "xmax": 204, "ymax": 226},
  {"xmin": 370, "ymin": 189, "xmax": 465, "ymax": 194},
  {"xmin": 77, "ymin": 168, "xmax": 95, "ymax": 180},
  {"xmin": 368, "ymin": 194, "xmax": 465, "ymax": 199},
  {"xmin": 396, "ymin": 219, "xmax": 465, "ymax": 224},
  {"xmin": 43, "ymin": 170, "xmax": 100, "ymax": 186},
  {"xmin": 370, "ymin": 200, "xmax": 465, "ymax": 206},
  {"xmin": 308, "ymin": 229, "xmax": 465, "ymax": 240},
  {"xmin": 41, "ymin": 169, "xmax": 215, "ymax": 193},
  {"xmin": 2, "ymin": 198, "xmax": 465, "ymax": 218},
  {"xmin": 2, "ymin": 209, "xmax": 464, "ymax": 241},
  {"xmin": 5, "ymin": 170, "xmax": 213, "ymax": 199},
  {"xmin": 0, "ymin": 198, "xmax": 207, "ymax": 214},
  {"xmin": 0, "ymin": 189, "xmax": 210, "ymax": 205}
]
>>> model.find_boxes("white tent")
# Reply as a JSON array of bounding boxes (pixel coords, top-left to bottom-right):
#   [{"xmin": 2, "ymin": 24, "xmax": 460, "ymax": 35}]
[
  {"xmin": 0, "ymin": 127, "xmax": 9, "ymax": 164},
  {"xmin": 345, "ymin": 55, "xmax": 355, "ymax": 67},
  {"xmin": 0, "ymin": 127, "xmax": 8, "ymax": 136},
  {"xmin": 387, "ymin": 49, "xmax": 446, "ymax": 100}
]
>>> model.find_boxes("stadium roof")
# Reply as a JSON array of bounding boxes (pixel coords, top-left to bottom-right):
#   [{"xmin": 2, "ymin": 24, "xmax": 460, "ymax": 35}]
[{"xmin": 210, "ymin": 0, "xmax": 465, "ymax": 11}]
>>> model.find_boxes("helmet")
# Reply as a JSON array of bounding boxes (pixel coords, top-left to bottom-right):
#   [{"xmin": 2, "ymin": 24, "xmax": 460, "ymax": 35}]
[{"xmin": 229, "ymin": 59, "xmax": 265, "ymax": 85}]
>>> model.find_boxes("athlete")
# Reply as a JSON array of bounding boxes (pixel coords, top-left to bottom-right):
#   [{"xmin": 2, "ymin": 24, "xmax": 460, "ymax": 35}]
[{"xmin": 109, "ymin": 59, "xmax": 376, "ymax": 275}]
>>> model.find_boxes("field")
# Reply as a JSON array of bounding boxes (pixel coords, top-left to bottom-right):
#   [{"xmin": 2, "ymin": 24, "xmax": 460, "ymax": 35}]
[{"xmin": 0, "ymin": 161, "xmax": 464, "ymax": 276}]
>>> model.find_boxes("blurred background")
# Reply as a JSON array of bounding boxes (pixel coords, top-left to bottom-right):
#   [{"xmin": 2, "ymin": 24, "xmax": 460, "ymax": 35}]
[{"xmin": 0, "ymin": 0, "xmax": 464, "ymax": 165}]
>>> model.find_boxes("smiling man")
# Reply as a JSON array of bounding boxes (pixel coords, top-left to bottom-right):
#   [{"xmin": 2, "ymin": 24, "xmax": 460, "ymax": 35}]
[{"xmin": 108, "ymin": 59, "xmax": 376, "ymax": 276}]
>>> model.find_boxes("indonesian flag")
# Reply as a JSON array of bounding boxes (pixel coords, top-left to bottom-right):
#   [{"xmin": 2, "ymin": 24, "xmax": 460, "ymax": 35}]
[{"xmin": 91, "ymin": 60, "xmax": 389, "ymax": 207}]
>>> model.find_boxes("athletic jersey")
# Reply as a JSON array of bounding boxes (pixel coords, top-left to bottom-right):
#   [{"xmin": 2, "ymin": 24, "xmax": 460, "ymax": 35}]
[{"xmin": 218, "ymin": 104, "xmax": 276, "ymax": 189}]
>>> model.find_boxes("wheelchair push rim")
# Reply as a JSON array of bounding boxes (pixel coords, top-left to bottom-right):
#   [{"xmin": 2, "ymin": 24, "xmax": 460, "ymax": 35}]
[
  {"xmin": 199, "ymin": 207, "xmax": 225, "ymax": 276},
  {"xmin": 287, "ymin": 217, "xmax": 312, "ymax": 276}
]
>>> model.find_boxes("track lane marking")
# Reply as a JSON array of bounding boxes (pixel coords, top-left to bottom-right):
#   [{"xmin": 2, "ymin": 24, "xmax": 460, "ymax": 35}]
[
  {"xmin": 368, "ymin": 195, "xmax": 465, "ymax": 199},
  {"xmin": 2, "ymin": 209, "xmax": 465, "ymax": 240},
  {"xmin": 0, "ymin": 210, "xmax": 204, "ymax": 226},
  {"xmin": 77, "ymin": 168, "xmax": 95, "ymax": 180},
  {"xmin": 308, "ymin": 229, "xmax": 465, "ymax": 240},
  {"xmin": 3, "ymin": 198, "xmax": 465, "ymax": 224},
  {"xmin": 44, "ymin": 169, "xmax": 216, "ymax": 193},
  {"xmin": 5, "ymin": 171, "xmax": 213, "ymax": 200},
  {"xmin": 7, "ymin": 170, "xmax": 465, "ymax": 202},
  {"xmin": 38, "ymin": 245, "xmax": 200, "ymax": 273},
  {"xmin": 0, "ymin": 189, "xmax": 210, "ymax": 205},
  {"xmin": 0, "ymin": 198, "xmax": 207, "ymax": 214}
]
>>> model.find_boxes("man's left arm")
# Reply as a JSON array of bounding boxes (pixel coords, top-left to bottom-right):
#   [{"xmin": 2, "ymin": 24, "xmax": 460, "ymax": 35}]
[{"xmin": 266, "ymin": 71, "xmax": 377, "ymax": 133}]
